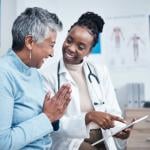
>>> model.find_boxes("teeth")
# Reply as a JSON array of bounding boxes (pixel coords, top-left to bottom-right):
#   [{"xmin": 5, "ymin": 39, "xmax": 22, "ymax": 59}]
[{"xmin": 66, "ymin": 53, "xmax": 74, "ymax": 58}]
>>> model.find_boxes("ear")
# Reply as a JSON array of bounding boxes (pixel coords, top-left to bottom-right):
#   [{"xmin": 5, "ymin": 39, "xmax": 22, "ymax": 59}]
[{"xmin": 25, "ymin": 35, "xmax": 33, "ymax": 50}]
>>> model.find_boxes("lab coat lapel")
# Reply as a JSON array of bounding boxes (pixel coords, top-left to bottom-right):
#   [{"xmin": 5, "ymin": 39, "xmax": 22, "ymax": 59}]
[
  {"xmin": 59, "ymin": 59, "xmax": 81, "ymax": 114},
  {"xmin": 83, "ymin": 62, "xmax": 104, "ymax": 110},
  {"xmin": 83, "ymin": 62, "xmax": 99, "ymax": 105},
  {"xmin": 83, "ymin": 61, "xmax": 117, "ymax": 150}
]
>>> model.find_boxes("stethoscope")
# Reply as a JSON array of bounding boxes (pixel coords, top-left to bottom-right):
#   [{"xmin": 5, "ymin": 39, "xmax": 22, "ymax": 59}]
[
  {"xmin": 86, "ymin": 63, "xmax": 100, "ymax": 84},
  {"xmin": 57, "ymin": 60, "xmax": 105, "ymax": 105}
]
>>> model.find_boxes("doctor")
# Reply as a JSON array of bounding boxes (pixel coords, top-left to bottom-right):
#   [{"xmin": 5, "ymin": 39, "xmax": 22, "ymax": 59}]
[{"xmin": 40, "ymin": 12, "xmax": 131, "ymax": 150}]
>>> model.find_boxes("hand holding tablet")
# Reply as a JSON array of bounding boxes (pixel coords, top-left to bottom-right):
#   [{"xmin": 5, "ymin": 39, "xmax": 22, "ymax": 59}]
[{"xmin": 92, "ymin": 115, "xmax": 149, "ymax": 146}]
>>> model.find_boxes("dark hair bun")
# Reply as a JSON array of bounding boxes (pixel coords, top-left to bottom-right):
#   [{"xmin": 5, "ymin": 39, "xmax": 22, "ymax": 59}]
[{"xmin": 78, "ymin": 12, "xmax": 105, "ymax": 33}]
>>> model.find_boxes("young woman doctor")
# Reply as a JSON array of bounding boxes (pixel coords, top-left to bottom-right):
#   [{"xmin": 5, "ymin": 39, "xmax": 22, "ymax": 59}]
[{"xmin": 41, "ymin": 12, "xmax": 131, "ymax": 150}]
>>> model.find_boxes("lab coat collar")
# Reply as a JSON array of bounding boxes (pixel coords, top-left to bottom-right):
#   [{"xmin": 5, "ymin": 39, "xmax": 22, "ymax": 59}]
[
  {"xmin": 58, "ymin": 59, "xmax": 77, "ymax": 86},
  {"xmin": 59, "ymin": 59, "xmax": 67, "ymax": 74}
]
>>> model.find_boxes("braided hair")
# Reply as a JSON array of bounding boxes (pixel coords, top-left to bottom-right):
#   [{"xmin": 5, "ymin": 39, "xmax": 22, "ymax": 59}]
[{"xmin": 69, "ymin": 12, "xmax": 105, "ymax": 47}]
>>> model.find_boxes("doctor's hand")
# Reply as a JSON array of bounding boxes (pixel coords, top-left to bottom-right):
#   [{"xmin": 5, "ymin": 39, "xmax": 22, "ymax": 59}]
[
  {"xmin": 43, "ymin": 84, "xmax": 71, "ymax": 122},
  {"xmin": 114, "ymin": 119, "xmax": 134, "ymax": 139},
  {"xmin": 85, "ymin": 111, "xmax": 125, "ymax": 130}
]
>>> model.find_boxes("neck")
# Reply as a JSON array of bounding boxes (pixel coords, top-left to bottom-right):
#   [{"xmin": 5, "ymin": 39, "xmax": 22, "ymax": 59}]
[{"xmin": 16, "ymin": 49, "xmax": 31, "ymax": 67}]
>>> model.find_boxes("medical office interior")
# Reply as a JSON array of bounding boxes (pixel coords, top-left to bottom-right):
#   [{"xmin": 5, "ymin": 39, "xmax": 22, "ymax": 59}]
[{"xmin": 1, "ymin": 0, "xmax": 150, "ymax": 149}]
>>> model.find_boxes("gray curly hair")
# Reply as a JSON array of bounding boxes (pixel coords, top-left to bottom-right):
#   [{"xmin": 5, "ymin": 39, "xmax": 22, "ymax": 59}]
[{"xmin": 12, "ymin": 7, "xmax": 63, "ymax": 51}]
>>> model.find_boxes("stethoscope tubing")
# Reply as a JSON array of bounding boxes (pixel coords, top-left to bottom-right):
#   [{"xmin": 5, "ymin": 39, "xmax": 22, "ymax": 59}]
[
  {"xmin": 57, "ymin": 61, "xmax": 105, "ymax": 105},
  {"xmin": 57, "ymin": 61, "xmax": 100, "ymax": 89}
]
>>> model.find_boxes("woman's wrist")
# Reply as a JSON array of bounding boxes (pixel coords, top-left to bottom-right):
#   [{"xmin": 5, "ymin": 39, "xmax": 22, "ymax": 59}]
[{"xmin": 85, "ymin": 111, "xmax": 93, "ymax": 125}]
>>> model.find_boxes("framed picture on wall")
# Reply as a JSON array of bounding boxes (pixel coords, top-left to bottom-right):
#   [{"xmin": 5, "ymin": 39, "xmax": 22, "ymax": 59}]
[
  {"xmin": 102, "ymin": 14, "xmax": 150, "ymax": 69},
  {"xmin": 91, "ymin": 34, "xmax": 101, "ymax": 54}
]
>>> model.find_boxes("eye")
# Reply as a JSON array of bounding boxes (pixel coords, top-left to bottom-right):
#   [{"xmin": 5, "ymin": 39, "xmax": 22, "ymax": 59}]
[
  {"xmin": 50, "ymin": 44, "xmax": 55, "ymax": 48},
  {"xmin": 78, "ymin": 45, "xmax": 85, "ymax": 51},
  {"xmin": 50, "ymin": 45, "xmax": 54, "ymax": 48},
  {"xmin": 66, "ymin": 37, "xmax": 72, "ymax": 44}
]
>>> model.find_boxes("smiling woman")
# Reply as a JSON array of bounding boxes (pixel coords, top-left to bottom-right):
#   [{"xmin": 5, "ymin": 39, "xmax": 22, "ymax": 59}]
[
  {"xmin": 62, "ymin": 26, "xmax": 93, "ymax": 64},
  {"xmin": 40, "ymin": 12, "xmax": 132, "ymax": 150},
  {"xmin": 0, "ymin": 7, "xmax": 72, "ymax": 150},
  {"xmin": 23, "ymin": 31, "xmax": 57, "ymax": 68}
]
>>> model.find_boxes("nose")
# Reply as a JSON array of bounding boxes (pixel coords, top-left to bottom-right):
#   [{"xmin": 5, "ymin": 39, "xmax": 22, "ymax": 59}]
[
  {"xmin": 49, "ymin": 49, "xmax": 54, "ymax": 57},
  {"xmin": 68, "ymin": 44, "xmax": 76, "ymax": 53},
  {"xmin": 49, "ymin": 54, "xmax": 53, "ymax": 57}
]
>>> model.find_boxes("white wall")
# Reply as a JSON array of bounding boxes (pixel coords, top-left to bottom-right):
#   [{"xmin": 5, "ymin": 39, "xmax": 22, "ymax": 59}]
[
  {"xmin": 0, "ymin": 0, "xmax": 16, "ymax": 55},
  {"xmin": 1, "ymin": 0, "xmax": 150, "ymax": 101}
]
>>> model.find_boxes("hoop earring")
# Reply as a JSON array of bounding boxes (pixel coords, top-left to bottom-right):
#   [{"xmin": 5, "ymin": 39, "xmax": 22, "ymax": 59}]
[{"xmin": 29, "ymin": 50, "xmax": 32, "ymax": 60}]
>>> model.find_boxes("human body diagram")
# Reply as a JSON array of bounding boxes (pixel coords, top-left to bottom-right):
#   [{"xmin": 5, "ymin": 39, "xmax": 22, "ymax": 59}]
[
  {"xmin": 111, "ymin": 26, "xmax": 125, "ymax": 48},
  {"xmin": 128, "ymin": 33, "xmax": 145, "ymax": 62}
]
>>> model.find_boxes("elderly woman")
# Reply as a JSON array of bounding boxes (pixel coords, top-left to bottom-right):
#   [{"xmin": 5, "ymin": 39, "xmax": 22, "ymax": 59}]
[{"xmin": 0, "ymin": 7, "xmax": 71, "ymax": 149}]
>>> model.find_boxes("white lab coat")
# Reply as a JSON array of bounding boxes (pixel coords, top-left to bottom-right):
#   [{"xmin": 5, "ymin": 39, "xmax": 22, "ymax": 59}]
[{"xmin": 40, "ymin": 58, "xmax": 123, "ymax": 150}]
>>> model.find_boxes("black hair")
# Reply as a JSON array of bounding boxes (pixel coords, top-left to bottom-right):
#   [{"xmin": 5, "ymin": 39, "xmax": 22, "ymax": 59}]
[{"xmin": 69, "ymin": 12, "xmax": 105, "ymax": 47}]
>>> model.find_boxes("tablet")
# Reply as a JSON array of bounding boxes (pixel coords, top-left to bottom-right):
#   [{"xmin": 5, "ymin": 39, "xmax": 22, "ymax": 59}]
[{"xmin": 92, "ymin": 115, "xmax": 149, "ymax": 146}]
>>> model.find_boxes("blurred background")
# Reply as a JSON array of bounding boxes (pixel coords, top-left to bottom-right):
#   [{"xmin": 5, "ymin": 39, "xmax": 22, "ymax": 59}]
[{"xmin": 1, "ymin": 0, "xmax": 150, "ymax": 149}]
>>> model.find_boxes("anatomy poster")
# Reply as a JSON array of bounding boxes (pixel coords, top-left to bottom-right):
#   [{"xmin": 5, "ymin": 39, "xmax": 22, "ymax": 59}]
[{"xmin": 101, "ymin": 14, "xmax": 150, "ymax": 69}]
